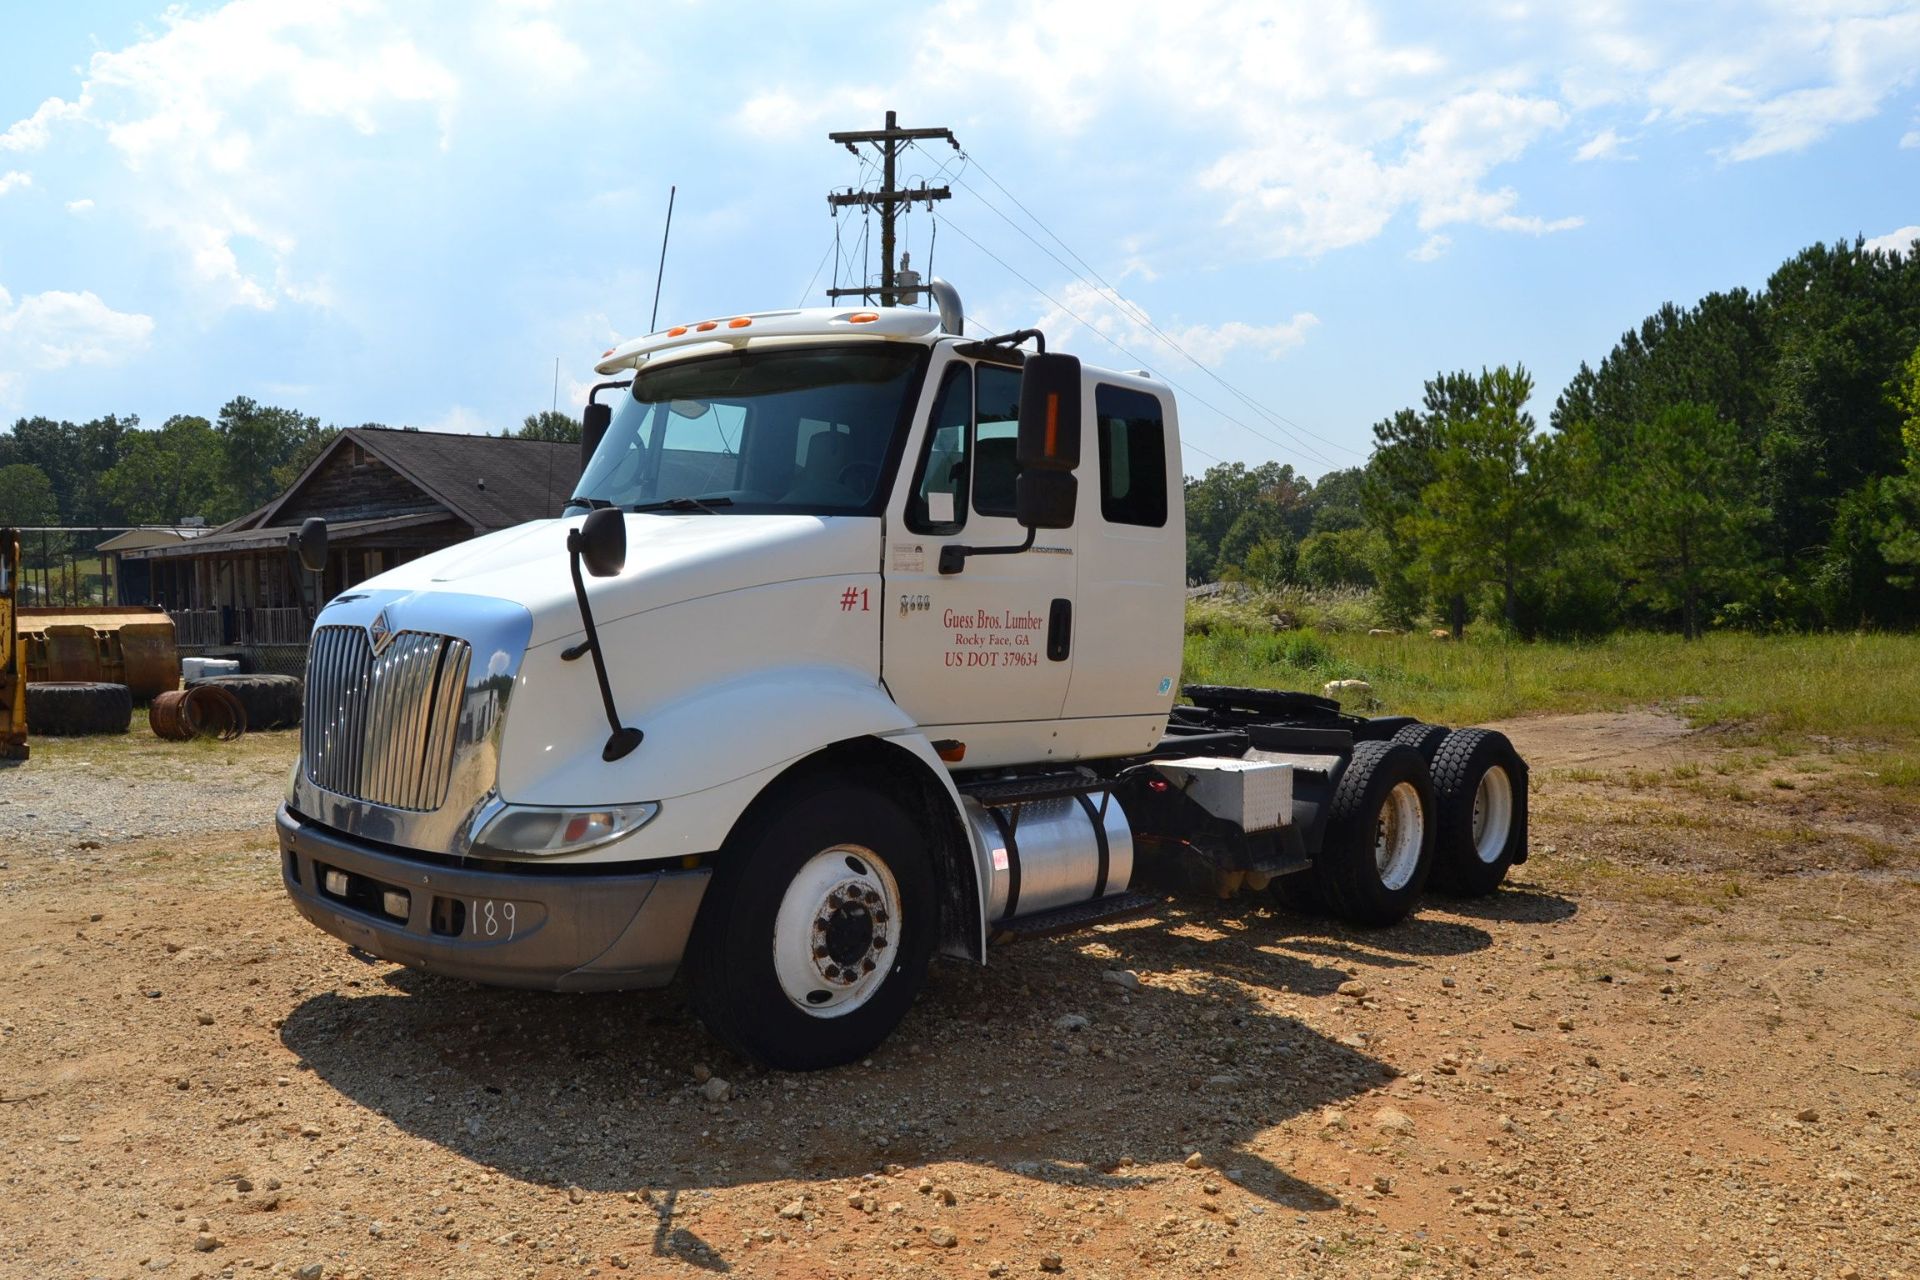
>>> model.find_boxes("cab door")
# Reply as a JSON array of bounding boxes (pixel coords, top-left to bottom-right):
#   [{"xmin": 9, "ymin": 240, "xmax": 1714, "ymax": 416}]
[{"xmin": 881, "ymin": 354, "xmax": 1077, "ymax": 745}]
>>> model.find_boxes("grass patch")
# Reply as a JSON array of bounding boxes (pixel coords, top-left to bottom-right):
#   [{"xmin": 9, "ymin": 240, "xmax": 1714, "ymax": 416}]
[{"xmin": 1183, "ymin": 619, "xmax": 1920, "ymax": 747}]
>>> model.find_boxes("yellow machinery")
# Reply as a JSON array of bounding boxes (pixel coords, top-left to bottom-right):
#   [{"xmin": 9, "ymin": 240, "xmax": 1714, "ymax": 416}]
[
  {"xmin": 17, "ymin": 606, "xmax": 179, "ymax": 703},
  {"xmin": 1, "ymin": 527, "xmax": 24, "ymax": 759}
]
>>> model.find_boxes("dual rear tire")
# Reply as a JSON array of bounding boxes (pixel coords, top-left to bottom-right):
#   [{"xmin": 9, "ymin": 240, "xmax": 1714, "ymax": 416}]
[
  {"xmin": 1423, "ymin": 727, "xmax": 1527, "ymax": 896},
  {"xmin": 1276, "ymin": 724, "xmax": 1528, "ymax": 925},
  {"xmin": 1290, "ymin": 739, "xmax": 1438, "ymax": 926}
]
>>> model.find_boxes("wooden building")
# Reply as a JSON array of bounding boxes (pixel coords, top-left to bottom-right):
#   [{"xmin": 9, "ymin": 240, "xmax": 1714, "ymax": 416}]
[{"xmin": 122, "ymin": 427, "xmax": 580, "ymax": 657}]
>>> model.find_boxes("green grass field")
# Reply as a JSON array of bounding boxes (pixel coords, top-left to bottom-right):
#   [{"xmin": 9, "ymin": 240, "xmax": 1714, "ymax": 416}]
[{"xmin": 1183, "ymin": 621, "xmax": 1920, "ymax": 750}]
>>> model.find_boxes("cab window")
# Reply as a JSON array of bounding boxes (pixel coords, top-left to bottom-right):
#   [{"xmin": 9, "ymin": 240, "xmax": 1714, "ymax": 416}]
[
  {"xmin": 906, "ymin": 365, "xmax": 972, "ymax": 532},
  {"xmin": 972, "ymin": 365, "xmax": 1022, "ymax": 517},
  {"xmin": 1094, "ymin": 385, "xmax": 1168, "ymax": 527}
]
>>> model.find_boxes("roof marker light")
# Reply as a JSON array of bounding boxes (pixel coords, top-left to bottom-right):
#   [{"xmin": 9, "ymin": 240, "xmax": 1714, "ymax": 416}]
[
  {"xmin": 727, "ymin": 317, "xmax": 751, "ymax": 329},
  {"xmin": 695, "ymin": 320, "xmax": 719, "ymax": 332},
  {"xmin": 666, "ymin": 326, "xmax": 688, "ymax": 337},
  {"xmin": 848, "ymin": 312, "xmax": 879, "ymax": 324}
]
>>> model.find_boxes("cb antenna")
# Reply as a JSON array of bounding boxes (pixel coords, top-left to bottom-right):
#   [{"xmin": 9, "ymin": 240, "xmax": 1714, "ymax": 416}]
[{"xmin": 650, "ymin": 185, "xmax": 676, "ymax": 332}]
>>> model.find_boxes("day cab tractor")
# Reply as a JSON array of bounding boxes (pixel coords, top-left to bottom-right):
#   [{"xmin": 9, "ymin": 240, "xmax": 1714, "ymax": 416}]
[{"xmin": 278, "ymin": 284, "xmax": 1530, "ymax": 1070}]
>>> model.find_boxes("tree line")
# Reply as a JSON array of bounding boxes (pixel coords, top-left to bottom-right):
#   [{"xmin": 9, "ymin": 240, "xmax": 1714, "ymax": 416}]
[
  {"xmin": 1187, "ymin": 237, "xmax": 1920, "ymax": 635},
  {"xmin": 0, "ymin": 405, "xmax": 580, "ymax": 530},
  {"xmin": 7, "ymin": 237, "xmax": 1915, "ymax": 636}
]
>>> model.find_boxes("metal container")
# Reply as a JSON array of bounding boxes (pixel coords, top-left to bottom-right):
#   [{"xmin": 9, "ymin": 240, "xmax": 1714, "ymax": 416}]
[
  {"xmin": 964, "ymin": 792, "xmax": 1134, "ymax": 922},
  {"xmin": 19, "ymin": 607, "xmax": 180, "ymax": 703}
]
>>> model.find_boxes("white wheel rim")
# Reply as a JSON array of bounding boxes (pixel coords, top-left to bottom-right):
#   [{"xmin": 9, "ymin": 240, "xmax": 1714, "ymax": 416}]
[
  {"xmin": 1471, "ymin": 765, "xmax": 1514, "ymax": 864},
  {"xmin": 771, "ymin": 844, "xmax": 901, "ymax": 1018},
  {"xmin": 1374, "ymin": 781, "xmax": 1425, "ymax": 891}
]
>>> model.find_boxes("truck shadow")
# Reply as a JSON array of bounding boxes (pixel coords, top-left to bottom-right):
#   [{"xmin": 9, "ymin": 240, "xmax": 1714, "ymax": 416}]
[{"xmin": 279, "ymin": 889, "xmax": 1571, "ymax": 1272}]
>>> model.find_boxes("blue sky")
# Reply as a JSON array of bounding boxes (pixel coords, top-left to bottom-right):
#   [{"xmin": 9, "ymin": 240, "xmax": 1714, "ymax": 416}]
[{"xmin": 2, "ymin": 0, "xmax": 1916, "ymax": 479}]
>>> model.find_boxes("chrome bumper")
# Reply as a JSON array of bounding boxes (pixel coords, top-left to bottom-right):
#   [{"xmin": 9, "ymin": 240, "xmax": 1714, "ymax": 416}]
[{"xmin": 278, "ymin": 805, "xmax": 710, "ymax": 992}]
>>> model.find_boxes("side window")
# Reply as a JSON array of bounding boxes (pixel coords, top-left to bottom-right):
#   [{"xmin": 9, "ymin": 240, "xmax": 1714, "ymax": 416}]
[
  {"xmin": 973, "ymin": 365, "xmax": 1022, "ymax": 517},
  {"xmin": 1094, "ymin": 385, "xmax": 1168, "ymax": 527},
  {"xmin": 906, "ymin": 364, "xmax": 972, "ymax": 532}
]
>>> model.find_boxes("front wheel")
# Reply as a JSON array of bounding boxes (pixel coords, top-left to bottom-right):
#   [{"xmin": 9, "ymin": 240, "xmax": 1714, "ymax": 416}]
[
  {"xmin": 687, "ymin": 780, "xmax": 935, "ymax": 1070},
  {"xmin": 1306, "ymin": 740, "xmax": 1436, "ymax": 927}
]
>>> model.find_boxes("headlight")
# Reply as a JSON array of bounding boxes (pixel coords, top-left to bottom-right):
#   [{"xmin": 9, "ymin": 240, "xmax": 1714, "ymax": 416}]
[{"xmin": 472, "ymin": 802, "xmax": 660, "ymax": 856}]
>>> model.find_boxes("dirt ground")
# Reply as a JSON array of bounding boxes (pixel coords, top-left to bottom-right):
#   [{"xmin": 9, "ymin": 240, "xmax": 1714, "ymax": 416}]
[{"xmin": 2, "ymin": 712, "xmax": 1917, "ymax": 1280}]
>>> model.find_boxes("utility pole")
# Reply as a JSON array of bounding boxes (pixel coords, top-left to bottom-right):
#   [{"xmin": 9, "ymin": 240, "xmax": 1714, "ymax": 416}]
[{"xmin": 825, "ymin": 110, "xmax": 958, "ymax": 306}]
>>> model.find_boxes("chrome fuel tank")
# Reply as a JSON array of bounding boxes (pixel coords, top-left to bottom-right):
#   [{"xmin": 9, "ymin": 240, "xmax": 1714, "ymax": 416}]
[{"xmin": 964, "ymin": 792, "xmax": 1134, "ymax": 922}]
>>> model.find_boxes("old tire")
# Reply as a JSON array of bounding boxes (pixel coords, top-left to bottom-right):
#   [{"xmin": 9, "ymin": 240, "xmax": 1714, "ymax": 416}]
[
  {"xmin": 687, "ymin": 780, "xmax": 936, "ymax": 1071},
  {"xmin": 1428, "ymin": 728, "xmax": 1528, "ymax": 897},
  {"xmin": 25, "ymin": 682, "xmax": 133, "ymax": 736},
  {"xmin": 187, "ymin": 673, "xmax": 303, "ymax": 729},
  {"xmin": 1391, "ymin": 721, "xmax": 1451, "ymax": 762},
  {"xmin": 1309, "ymin": 740, "xmax": 1436, "ymax": 927}
]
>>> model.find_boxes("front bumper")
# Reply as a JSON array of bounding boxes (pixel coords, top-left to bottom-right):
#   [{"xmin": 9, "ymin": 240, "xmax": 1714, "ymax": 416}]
[{"xmin": 278, "ymin": 805, "xmax": 711, "ymax": 992}]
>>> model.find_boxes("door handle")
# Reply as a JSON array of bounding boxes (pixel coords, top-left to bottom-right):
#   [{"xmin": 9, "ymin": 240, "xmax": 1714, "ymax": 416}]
[{"xmin": 1047, "ymin": 598, "xmax": 1072, "ymax": 662}]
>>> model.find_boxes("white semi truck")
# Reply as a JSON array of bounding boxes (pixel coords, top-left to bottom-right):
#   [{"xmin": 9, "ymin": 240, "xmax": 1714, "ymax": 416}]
[{"xmin": 279, "ymin": 285, "xmax": 1529, "ymax": 1070}]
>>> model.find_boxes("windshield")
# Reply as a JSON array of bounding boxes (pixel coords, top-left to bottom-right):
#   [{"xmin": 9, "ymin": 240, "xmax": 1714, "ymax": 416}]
[{"xmin": 569, "ymin": 344, "xmax": 928, "ymax": 515}]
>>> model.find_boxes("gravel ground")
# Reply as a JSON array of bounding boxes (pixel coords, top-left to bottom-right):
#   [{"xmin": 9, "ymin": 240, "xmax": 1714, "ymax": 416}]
[{"xmin": 1, "ymin": 713, "xmax": 1917, "ymax": 1280}]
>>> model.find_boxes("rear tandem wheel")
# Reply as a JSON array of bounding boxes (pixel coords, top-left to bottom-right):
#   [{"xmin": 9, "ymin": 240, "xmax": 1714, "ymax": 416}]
[{"xmin": 1284, "ymin": 739, "xmax": 1437, "ymax": 927}]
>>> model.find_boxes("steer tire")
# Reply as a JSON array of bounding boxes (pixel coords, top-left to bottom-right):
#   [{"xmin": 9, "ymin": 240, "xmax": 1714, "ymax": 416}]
[
  {"xmin": 187, "ymin": 674, "xmax": 303, "ymax": 730},
  {"xmin": 1307, "ymin": 740, "xmax": 1436, "ymax": 927},
  {"xmin": 687, "ymin": 779, "xmax": 936, "ymax": 1071},
  {"xmin": 1428, "ymin": 728, "xmax": 1528, "ymax": 897},
  {"xmin": 1391, "ymin": 721, "xmax": 1452, "ymax": 762},
  {"xmin": 25, "ymin": 682, "xmax": 133, "ymax": 736}
]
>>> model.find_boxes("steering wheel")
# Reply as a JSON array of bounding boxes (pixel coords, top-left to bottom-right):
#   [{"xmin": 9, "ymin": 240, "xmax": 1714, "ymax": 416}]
[{"xmin": 837, "ymin": 461, "xmax": 879, "ymax": 493}]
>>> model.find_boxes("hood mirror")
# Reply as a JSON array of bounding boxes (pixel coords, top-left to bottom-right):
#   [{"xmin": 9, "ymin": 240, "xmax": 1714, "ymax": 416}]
[{"xmin": 573, "ymin": 507, "xmax": 626, "ymax": 579}]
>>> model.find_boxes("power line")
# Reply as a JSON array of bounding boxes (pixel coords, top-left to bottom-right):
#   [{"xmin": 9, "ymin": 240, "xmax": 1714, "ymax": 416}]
[
  {"xmin": 798, "ymin": 232, "xmax": 836, "ymax": 308},
  {"xmin": 919, "ymin": 142, "xmax": 1365, "ymax": 465},
  {"xmin": 936, "ymin": 212, "xmax": 1341, "ymax": 471}
]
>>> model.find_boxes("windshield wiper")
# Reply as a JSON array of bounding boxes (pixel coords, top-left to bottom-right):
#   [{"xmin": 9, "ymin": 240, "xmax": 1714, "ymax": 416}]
[
  {"xmin": 626, "ymin": 495, "xmax": 735, "ymax": 514},
  {"xmin": 567, "ymin": 496, "xmax": 614, "ymax": 509}
]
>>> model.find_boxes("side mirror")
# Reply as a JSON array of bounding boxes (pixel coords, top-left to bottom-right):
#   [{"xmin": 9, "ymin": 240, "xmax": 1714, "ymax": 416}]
[
  {"xmin": 1015, "ymin": 352, "xmax": 1082, "ymax": 474},
  {"xmin": 581, "ymin": 401, "xmax": 612, "ymax": 471},
  {"xmin": 1015, "ymin": 469, "xmax": 1077, "ymax": 530},
  {"xmin": 570, "ymin": 507, "xmax": 626, "ymax": 578},
  {"xmin": 297, "ymin": 518, "xmax": 329, "ymax": 573}
]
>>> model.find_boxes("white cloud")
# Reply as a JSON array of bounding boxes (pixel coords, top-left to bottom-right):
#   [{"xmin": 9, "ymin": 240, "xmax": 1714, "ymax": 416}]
[
  {"xmin": 420, "ymin": 404, "xmax": 494, "ymax": 435},
  {"xmin": 1574, "ymin": 127, "xmax": 1631, "ymax": 161},
  {"xmin": 0, "ymin": 95, "xmax": 87, "ymax": 152},
  {"xmin": 1864, "ymin": 225, "xmax": 1920, "ymax": 257},
  {"xmin": 0, "ymin": 1, "xmax": 460, "ymax": 312},
  {"xmin": 1410, "ymin": 234, "xmax": 1450, "ymax": 262},
  {"xmin": 1639, "ymin": 5, "xmax": 1920, "ymax": 162},
  {"xmin": 0, "ymin": 283, "xmax": 155, "ymax": 371},
  {"xmin": 730, "ymin": 0, "xmax": 1918, "ymax": 265},
  {"xmin": 0, "ymin": 171, "xmax": 30, "ymax": 197},
  {"xmin": 1034, "ymin": 280, "xmax": 1317, "ymax": 368},
  {"xmin": 65, "ymin": 198, "xmax": 94, "ymax": 214},
  {"xmin": 1902, "ymin": 129, "xmax": 1919, "ymax": 148}
]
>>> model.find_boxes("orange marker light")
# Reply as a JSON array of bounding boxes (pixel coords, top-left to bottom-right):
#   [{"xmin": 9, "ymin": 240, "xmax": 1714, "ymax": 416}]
[
  {"xmin": 934, "ymin": 740, "xmax": 967, "ymax": 763},
  {"xmin": 727, "ymin": 317, "xmax": 752, "ymax": 329},
  {"xmin": 666, "ymin": 326, "xmax": 688, "ymax": 337},
  {"xmin": 849, "ymin": 312, "xmax": 879, "ymax": 324},
  {"xmin": 695, "ymin": 320, "xmax": 719, "ymax": 332},
  {"xmin": 602, "ymin": 348, "xmax": 615, "ymax": 358},
  {"xmin": 1044, "ymin": 392, "xmax": 1060, "ymax": 457}
]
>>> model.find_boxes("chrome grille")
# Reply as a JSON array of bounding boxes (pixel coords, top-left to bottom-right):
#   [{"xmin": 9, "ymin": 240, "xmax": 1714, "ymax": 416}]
[{"xmin": 303, "ymin": 625, "xmax": 473, "ymax": 811}]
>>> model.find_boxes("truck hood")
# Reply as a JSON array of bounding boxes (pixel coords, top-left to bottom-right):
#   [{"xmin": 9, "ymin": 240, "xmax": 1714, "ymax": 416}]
[{"xmin": 335, "ymin": 513, "xmax": 880, "ymax": 649}]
